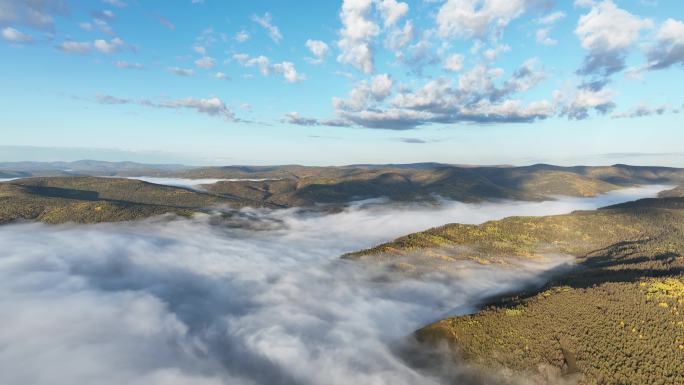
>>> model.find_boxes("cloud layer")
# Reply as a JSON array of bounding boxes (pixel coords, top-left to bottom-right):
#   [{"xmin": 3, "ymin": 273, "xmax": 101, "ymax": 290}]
[{"xmin": 0, "ymin": 185, "xmax": 668, "ymax": 385}]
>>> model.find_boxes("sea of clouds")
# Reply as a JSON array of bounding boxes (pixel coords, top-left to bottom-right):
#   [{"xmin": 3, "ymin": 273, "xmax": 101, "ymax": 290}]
[{"xmin": 0, "ymin": 185, "xmax": 669, "ymax": 385}]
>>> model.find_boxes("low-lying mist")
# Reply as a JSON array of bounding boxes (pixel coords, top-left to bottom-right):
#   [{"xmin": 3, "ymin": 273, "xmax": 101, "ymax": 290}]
[
  {"xmin": 122, "ymin": 177, "xmax": 279, "ymax": 190},
  {"xmin": 0, "ymin": 185, "xmax": 668, "ymax": 385}
]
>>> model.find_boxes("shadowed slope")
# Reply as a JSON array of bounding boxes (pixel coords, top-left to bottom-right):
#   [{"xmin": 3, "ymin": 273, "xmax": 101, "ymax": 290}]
[{"xmin": 0, "ymin": 177, "xmax": 262, "ymax": 224}]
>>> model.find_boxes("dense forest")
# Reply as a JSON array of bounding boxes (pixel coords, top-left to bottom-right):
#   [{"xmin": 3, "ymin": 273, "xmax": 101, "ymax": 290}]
[{"xmin": 352, "ymin": 195, "xmax": 684, "ymax": 384}]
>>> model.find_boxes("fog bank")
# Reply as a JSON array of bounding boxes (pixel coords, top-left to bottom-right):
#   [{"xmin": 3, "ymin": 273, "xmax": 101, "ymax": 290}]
[
  {"xmin": 0, "ymin": 185, "xmax": 668, "ymax": 385},
  {"xmin": 123, "ymin": 177, "xmax": 279, "ymax": 190}
]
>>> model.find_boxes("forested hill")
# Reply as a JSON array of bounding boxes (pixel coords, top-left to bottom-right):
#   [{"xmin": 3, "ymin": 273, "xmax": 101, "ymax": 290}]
[
  {"xmin": 348, "ymin": 194, "xmax": 684, "ymax": 384},
  {"xmin": 3, "ymin": 161, "xmax": 684, "ymax": 208}
]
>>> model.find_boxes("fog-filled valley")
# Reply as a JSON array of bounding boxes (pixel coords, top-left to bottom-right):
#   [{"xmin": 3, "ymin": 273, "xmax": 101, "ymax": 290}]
[{"xmin": 0, "ymin": 185, "xmax": 669, "ymax": 385}]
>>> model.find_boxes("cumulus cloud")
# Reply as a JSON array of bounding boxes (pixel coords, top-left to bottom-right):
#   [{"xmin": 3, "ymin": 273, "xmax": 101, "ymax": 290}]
[
  {"xmin": 1, "ymin": 26, "xmax": 32, "ymax": 43},
  {"xmin": 95, "ymin": 94, "xmax": 238, "ymax": 121},
  {"xmin": 194, "ymin": 56, "xmax": 216, "ymax": 69},
  {"xmin": 0, "ymin": 186, "xmax": 665, "ymax": 385},
  {"xmin": 233, "ymin": 53, "xmax": 304, "ymax": 83},
  {"xmin": 337, "ymin": 0, "xmax": 379, "ymax": 74},
  {"xmin": 94, "ymin": 37, "xmax": 124, "ymax": 54},
  {"xmin": 443, "ymin": 54, "xmax": 464, "ymax": 72},
  {"xmin": 645, "ymin": 18, "xmax": 684, "ymax": 70},
  {"xmin": 252, "ymin": 12, "xmax": 282, "ymax": 43},
  {"xmin": 331, "ymin": 59, "xmax": 550, "ymax": 129},
  {"xmin": 0, "ymin": 0, "xmax": 68, "ymax": 29},
  {"xmin": 436, "ymin": 0, "xmax": 527, "ymax": 39},
  {"xmin": 385, "ymin": 20, "xmax": 414, "ymax": 51},
  {"xmin": 377, "ymin": 0, "xmax": 409, "ymax": 27},
  {"xmin": 305, "ymin": 39, "xmax": 329, "ymax": 64},
  {"xmin": 561, "ymin": 87, "xmax": 615, "ymax": 120},
  {"xmin": 399, "ymin": 36, "xmax": 439, "ymax": 74},
  {"xmin": 575, "ymin": 0, "xmax": 653, "ymax": 77}
]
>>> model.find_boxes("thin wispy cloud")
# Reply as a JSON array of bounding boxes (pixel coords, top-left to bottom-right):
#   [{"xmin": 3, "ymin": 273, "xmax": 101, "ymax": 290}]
[{"xmin": 252, "ymin": 12, "xmax": 282, "ymax": 43}]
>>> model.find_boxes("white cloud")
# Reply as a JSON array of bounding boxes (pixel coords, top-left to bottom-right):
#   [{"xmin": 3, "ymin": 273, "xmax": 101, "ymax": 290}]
[
  {"xmin": 94, "ymin": 37, "xmax": 124, "ymax": 54},
  {"xmin": 193, "ymin": 45, "xmax": 206, "ymax": 55},
  {"xmin": 235, "ymin": 30, "xmax": 250, "ymax": 42},
  {"xmin": 337, "ymin": 0, "xmax": 379, "ymax": 74},
  {"xmin": 115, "ymin": 61, "xmax": 144, "ymax": 70},
  {"xmin": 612, "ymin": 103, "xmax": 678, "ymax": 118},
  {"xmin": 213, "ymin": 72, "xmax": 230, "ymax": 80},
  {"xmin": 536, "ymin": 28, "xmax": 557, "ymax": 46},
  {"xmin": 534, "ymin": 11, "xmax": 565, "ymax": 46},
  {"xmin": 92, "ymin": 9, "xmax": 116, "ymax": 21},
  {"xmin": 574, "ymin": 0, "xmax": 596, "ymax": 7},
  {"xmin": 96, "ymin": 94, "xmax": 238, "ymax": 121},
  {"xmin": 482, "ymin": 44, "xmax": 510, "ymax": 60},
  {"xmin": 377, "ymin": 0, "xmax": 408, "ymax": 27},
  {"xmin": 168, "ymin": 67, "xmax": 195, "ymax": 76},
  {"xmin": 234, "ymin": 53, "xmax": 305, "ymax": 83},
  {"xmin": 330, "ymin": 59, "xmax": 551, "ymax": 129},
  {"xmin": 370, "ymin": 74, "xmax": 393, "ymax": 100},
  {"xmin": 575, "ymin": 0, "xmax": 653, "ymax": 76},
  {"xmin": 1, "ymin": 27, "xmax": 32, "ymax": 43},
  {"xmin": 536, "ymin": 11, "xmax": 565, "ymax": 25},
  {"xmin": 2, "ymin": 192, "xmax": 655, "ymax": 385},
  {"xmin": 436, "ymin": 0, "xmax": 527, "ymax": 39},
  {"xmin": 576, "ymin": 1, "xmax": 652, "ymax": 52},
  {"xmin": 385, "ymin": 20, "xmax": 413, "ymax": 51},
  {"xmin": 158, "ymin": 97, "xmax": 236, "ymax": 120},
  {"xmin": 561, "ymin": 87, "xmax": 616, "ymax": 119},
  {"xmin": 57, "ymin": 40, "xmax": 92, "ymax": 54},
  {"xmin": 102, "ymin": 0, "xmax": 127, "ymax": 7},
  {"xmin": 252, "ymin": 12, "xmax": 282, "ymax": 43},
  {"xmin": 283, "ymin": 111, "xmax": 351, "ymax": 127},
  {"xmin": 305, "ymin": 39, "xmax": 329, "ymax": 64},
  {"xmin": 234, "ymin": 53, "xmax": 271, "ymax": 75},
  {"xmin": 443, "ymin": 53, "xmax": 464, "ymax": 72},
  {"xmin": 0, "ymin": 0, "xmax": 68, "ymax": 29},
  {"xmin": 646, "ymin": 18, "xmax": 684, "ymax": 70},
  {"xmin": 194, "ymin": 56, "xmax": 216, "ymax": 69},
  {"xmin": 272, "ymin": 62, "xmax": 305, "ymax": 83}
]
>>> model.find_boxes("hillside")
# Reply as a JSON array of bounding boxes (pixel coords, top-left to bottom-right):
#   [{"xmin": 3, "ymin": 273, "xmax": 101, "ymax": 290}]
[
  {"xmin": 3, "ymin": 161, "xmax": 684, "ymax": 208},
  {"xmin": 0, "ymin": 176, "xmax": 259, "ymax": 224},
  {"xmin": 201, "ymin": 164, "xmax": 684, "ymax": 207},
  {"xmin": 348, "ymin": 197, "xmax": 684, "ymax": 384}
]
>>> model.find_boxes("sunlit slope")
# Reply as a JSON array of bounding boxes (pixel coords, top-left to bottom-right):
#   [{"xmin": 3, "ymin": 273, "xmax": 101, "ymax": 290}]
[
  {"xmin": 0, "ymin": 176, "xmax": 257, "ymax": 224},
  {"xmin": 349, "ymin": 197, "xmax": 684, "ymax": 384},
  {"xmin": 203, "ymin": 166, "xmax": 633, "ymax": 207},
  {"xmin": 659, "ymin": 185, "xmax": 684, "ymax": 198},
  {"xmin": 4, "ymin": 162, "xmax": 684, "ymax": 208}
]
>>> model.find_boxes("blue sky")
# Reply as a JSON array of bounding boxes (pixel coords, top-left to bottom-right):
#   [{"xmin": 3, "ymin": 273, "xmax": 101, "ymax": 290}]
[{"xmin": 1, "ymin": 0, "xmax": 683, "ymax": 166}]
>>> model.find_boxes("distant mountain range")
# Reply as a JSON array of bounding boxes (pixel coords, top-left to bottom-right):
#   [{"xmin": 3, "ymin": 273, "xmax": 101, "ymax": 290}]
[{"xmin": 3, "ymin": 161, "xmax": 684, "ymax": 216}]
